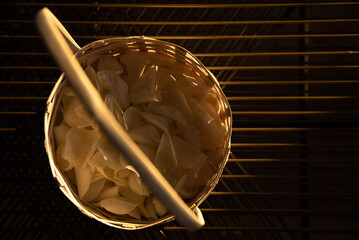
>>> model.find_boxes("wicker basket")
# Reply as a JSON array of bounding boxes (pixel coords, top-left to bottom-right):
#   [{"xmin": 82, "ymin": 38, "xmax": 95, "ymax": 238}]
[{"xmin": 44, "ymin": 36, "xmax": 232, "ymax": 230}]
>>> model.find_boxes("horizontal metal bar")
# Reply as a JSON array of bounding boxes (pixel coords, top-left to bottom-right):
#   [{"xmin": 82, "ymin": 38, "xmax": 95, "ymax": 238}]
[
  {"xmin": 124, "ymin": 34, "xmax": 359, "ymax": 39},
  {"xmin": 226, "ymin": 75, "xmax": 359, "ymax": 80},
  {"xmin": 3, "ymin": 65, "xmax": 359, "ymax": 70},
  {"xmin": 220, "ymin": 175, "xmax": 359, "ymax": 179},
  {"xmin": 232, "ymin": 111, "xmax": 335, "ymax": 115},
  {"xmin": 2, "ymin": 51, "xmax": 359, "ymax": 57},
  {"xmin": 0, "ymin": 80, "xmax": 357, "ymax": 86},
  {"xmin": 223, "ymin": 182, "xmax": 359, "ymax": 186},
  {"xmin": 233, "ymin": 138, "xmax": 358, "ymax": 143},
  {"xmin": 233, "ymin": 128, "xmax": 308, "ymax": 132},
  {"xmin": 0, "ymin": 112, "xmax": 36, "ymax": 115},
  {"xmin": 228, "ymin": 96, "xmax": 353, "ymax": 100},
  {"xmin": 197, "ymin": 51, "xmax": 359, "ymax": 57},
  {"xmin": 210, "ymin": 192, "xmax": 359, "ymax": 197},
  {"xmin": 2, "ymin": 33, "xmax": 359, "ymax": 39},
  {"xmin": 208, "ymin": 65, "xmax": 359, "ymax": 70},
  {"xmin": 234, "ymin": 166, "xmax": 359, "ymax": 172},
  {"xmin": 163, "ymin": 226, "xmax": 359, "ymax": 233},
  {"xmin": 200, "ymin": 208, "xmax": 359, "ymax": 216},
  {"xmin": 0, "ymin": 128, "xmax": 16, "ymax": 131},
  {"xmin": 3, "ymin": 3, "xmax": 359, "ymax": 8},
  {"xmin": 3, "ymin": 19, "xmax": 359, "ymax": 25},
  {"xmin": 0, "ymin": 80, "xmax": 359, "ymax": 88},
  {"xmin": 228, "ymin": 158, "xmax": 359, "ymax": 163},
  {"xmin": 3, "ymin": 208, "xmax": 356, "ymax": 217},
  {"xmin": 0, "ymin": 52, "xmax": 50, "ymax": 56},
  {"xmin": 232, "ymin": 119, "xmax": 359, "ymax": 124},
  {"xmin": 231, "ymin": 150, "xmax": 359, "ymax": 154},
  {"xmin": 233, "ymin": 181, "xmax": 354, "ymax": 186},
  {"xmin": 4, "ymin": 208, "xmax": 352, "ymax": 216},
  {"xmin": 0, "ymin": 81, "xmax": 56, "ymax": 84},
  {"xmin": 0, "ymin": 66, "xmax": 57, "ymax": 70},
  {"xmin": 218, "ymin": 80, "xmax": 359, "ymax": 85},
  {"xmin": 0, "ymin": 97, "xmax": 47, "ymax": 100},
  {"xmin": 231, "ymin": 143, "xmax": 359, "ymax": 147},
  {"xmin": 1, "ymin": 96, "xmax": 355, "ymax": 101},
  {"xmin": 4, "ymin": 173, "xmax": 358, "ymax": 181},
  {"xmin": 232, "ymin": 127, "xmax": 359, "ymax": 132}
]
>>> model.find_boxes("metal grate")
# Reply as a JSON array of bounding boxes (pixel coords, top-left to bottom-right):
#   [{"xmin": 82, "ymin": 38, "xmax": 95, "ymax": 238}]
[{"xmin": 1, "ymin": 1, "xmax": 359, "ymax": 239}]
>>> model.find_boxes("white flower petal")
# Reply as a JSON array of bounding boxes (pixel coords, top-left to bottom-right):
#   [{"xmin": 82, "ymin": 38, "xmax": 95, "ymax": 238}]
[
  {"xmin": 74, "ymin": 104, "xmax": 94, "ymax": 128},
  {"xmin": 128, "ymin": 172, "xmax": 150, "ymax": 196},
  {"xmin": 88, "ymin": 151, "xmax": 105, "ymax": 168},
  {"xmin": 56, "ymin": 143, "xmax": 73, "ymax": 172},
  {"xmin": 65, "ymin": 168, "xmax": 77, "ymax": 185},
  {"xmin": 97, "ymin": 70, "xmax": 130, "ymax": 110},
  {"xmin": 195, "ymin": 160, "xmax": 217, "ymax": 186},
  {"xmin": 138, "ymin": 204, "xmax": 148, "ymax": 219},
  {"xmin": 123, "ymin": 106, "xmax": 143, "ymax": 130},
  {"xmin": 103, "ymin": 94, "xmax": 125, "ymax": 127},
  {"xmin": 178, "ymin": 71, "xmax": 211, "ymax": 101},
  {"xmin": 120, "ymin": 53, "xmax": 150, "ymax": 87},
  {"xmin": 129, "ymin": 124, "xmax": 160, "ymax": 147},
  {"xmin": 155, "ymin": 133, "xmax": 177, "ymax": 174},
  {"xmin": 84, "ymin": 66, "xmax": 98, "ymax": 86},
  {"xmin": 128, "ymin": 208, "xmax": 142, "ymax": 220},
  {"xmin": 180, "ymin": 124, "xmax": 200, "ymax": 148},
  {"xmin": 98, "ymin": 136, "xmax": 124, "ymax": 170},
  {"xmin": 162, "ymin": 89, "xmax": 194, "ymax": 122},
  {"xmin": 99, "ymin": 196, "xmax": 137, "ymax": 215},
  {"xmin": 153, "ymin": 196, "xmax": 167, "ymax": 217},
  {"xmin": 96, "ymin": 167, "xmax": 116, "ymax": 183},
  {"xmin": 113, "ymin": 176, "xmax": 129, "ymax": 187},
  {"xmin": 62, "ymin": 97, "xmax": 91, "ymax": 128},
  {"xmin": 95, "ymin": 183, "xmax": 119, "ymax": 202},
  {"xmin": 145, "ymin": 196, "xmax": 158, "ymax": 219},
  {"xmin": 97, "ymin": 55, "xmax": 123, "ymax": 73},
  {"xmin": 114, "ymin": 168, "xmax": 131, "ymax": 178},
  {"xmin": 166, "ymin": 168, "xmax": 186, "ymax": 187},
  {"xmin": 62, "ymin": 128, "xmax": 99, "ymax": 168},
  {"xmin": 85, "ymin": 54, "xmax": 99, "ymax": 68},
  {"xmin": 178, "ymin": 187, "xmax": 198, "ymax": 199},
  {"xmin": 147, "ymin": 52, "xmax": 173, "ymax": 67},
  {"xmin": 141, "ymin": 111, "xmax": 171, "ymax": 133},
  {"xmin": 188, "ymin": 97, "xmax": 226, "ymax": 149},
  {"xmin": 96, "ymin": 70, "xmax": 114, "ymax": 93},
  {"xmin": 92, "ymin": 168, "xmax": 106, "ymax": 182},
  {"xmin": 130, "ymin": 65, "xmax": 160, "ymax": 105},
  {"xmin": 174, "ymin": 172, "xmax": 187, "ymax": 192},
  {"xmin": 54, "ymin": 121, "xmax": 70, "ymax": 146},
  {"xmin": 74, "ymin": 165, "xmax": 92, "ymax": 199},
  {"xmin": 113, "ymin": 75, "xmax": 130, "ymax": 110},
  {"xmin": 149, "ymin": 103, "xmax": 187, "ymax": 128},
  {"xmin": 82, "ymin": 177, "xmax": 106, "ymax": 202},
  {"xmin": 171, "ymin": 134, "xmax": 207, "ymax": 169},
  {"xmin": 200, "ymin": 90, "xmax": 221, "ymax": 118},
  {"xmin": 156, "ymin": 67, "xmax": 181, "ymax": 90},
  {"xmin": 118, "ymin": 185, "xmax": 145, "ymax": 205},
  {"xmin": 60, "ymin": 85, "xmax": 76, "ymax": 120},
  {"xmin": 179, "ymin": 168, "xmax": 202, "ymax": 199},
  {"xmin": 203, "ymin": 148, "xmax": 225, "ymax": 165}
]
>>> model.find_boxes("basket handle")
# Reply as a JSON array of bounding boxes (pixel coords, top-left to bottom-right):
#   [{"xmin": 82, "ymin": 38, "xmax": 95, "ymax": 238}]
[{"xmin": 35, "ymin": 7, "xmax": 205, "ymax": 231}]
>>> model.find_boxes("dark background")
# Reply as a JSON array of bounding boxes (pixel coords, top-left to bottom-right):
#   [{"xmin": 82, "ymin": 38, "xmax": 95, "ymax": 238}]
[{"xmin": 1, "ymin": 1, "xmax": 359, "ymax": 239}]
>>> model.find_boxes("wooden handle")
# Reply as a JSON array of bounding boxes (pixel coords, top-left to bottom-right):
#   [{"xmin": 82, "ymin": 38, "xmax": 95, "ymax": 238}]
[{"xmin": 36, "ymin": 7, "xmax": 205, "ymax": 231}]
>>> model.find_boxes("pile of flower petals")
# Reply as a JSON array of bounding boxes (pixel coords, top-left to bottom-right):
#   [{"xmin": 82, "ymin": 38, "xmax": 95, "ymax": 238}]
[{"xmin": 54, "ymin": 51, "xmax": 227, "ymax": 220}]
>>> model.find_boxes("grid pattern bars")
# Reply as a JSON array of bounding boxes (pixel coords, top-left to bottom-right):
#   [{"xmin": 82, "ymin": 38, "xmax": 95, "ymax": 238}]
[{"xmin": 1, "ymin": 1, "xmax": 359, "ymax": 240}]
